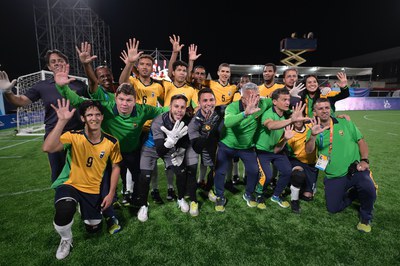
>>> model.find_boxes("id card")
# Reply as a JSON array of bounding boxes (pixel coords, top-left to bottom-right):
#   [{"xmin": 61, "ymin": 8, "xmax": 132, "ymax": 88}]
[{"xmin": 315, "ymin": 154, "xmax": 329, "ymax": 171}]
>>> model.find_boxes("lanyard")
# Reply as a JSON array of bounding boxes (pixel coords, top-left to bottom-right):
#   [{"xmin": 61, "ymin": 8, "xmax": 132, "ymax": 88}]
[{"xmin": 319, "ymin": 118, "xmax": 334, "ymax": 160}]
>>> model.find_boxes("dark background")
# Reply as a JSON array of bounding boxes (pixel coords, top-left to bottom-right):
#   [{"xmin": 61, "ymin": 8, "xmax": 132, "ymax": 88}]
[{"xmin": 1, "ymin": 0, "xmax": 399, "ymax": 79}]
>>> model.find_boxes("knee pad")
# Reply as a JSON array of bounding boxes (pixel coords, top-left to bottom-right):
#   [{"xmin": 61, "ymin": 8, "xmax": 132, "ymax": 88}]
[
  {"xmin": 54, "ymin": 198, "xmax": 77, "ymax": 226},
  {"xmin": 84, "ymin": 220, "xmax": 103, "ymax": 233},
  {"xmin": 291, "ymin": 170, "xmax": 306, "ymax": 188}
]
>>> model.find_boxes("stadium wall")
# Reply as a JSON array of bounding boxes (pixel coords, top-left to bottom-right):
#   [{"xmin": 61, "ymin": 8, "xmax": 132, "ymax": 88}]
[{"xmin": 335, "ymin": 97, "xmax": 400, "ymax": 111}]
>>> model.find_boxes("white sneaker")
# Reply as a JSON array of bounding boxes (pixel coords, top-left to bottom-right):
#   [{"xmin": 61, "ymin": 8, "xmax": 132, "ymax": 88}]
[
  {"xmin": 177, "ymin": 198, "xmax": 189, "ymax": 213},
  {"xmin": 56, "ymin": 238, "xmax": 73, "ymax": 260},
  {"xmin": 189, "ymin": 201, "xmax": 199, "ymax": 217},
  {"xmin": 208, "ymin": 190, "xmax": 217, "ymax": 202},
  {"xmin": 138, "ymin": 205, "xmax": 148, "ymax": 222}
]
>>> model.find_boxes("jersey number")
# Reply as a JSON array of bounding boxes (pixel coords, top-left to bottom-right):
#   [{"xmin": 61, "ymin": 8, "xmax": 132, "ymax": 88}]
[
  {"xmin": 222, "ymin": 95, "xmax": 226, "ymax": 102},
  {"xmin": 86, "ymin": 157, "xmax": 93, "ymax": 167},
  {"xmin": 142, "ymin": 96, "xmax": 147, "ymax": 104}
]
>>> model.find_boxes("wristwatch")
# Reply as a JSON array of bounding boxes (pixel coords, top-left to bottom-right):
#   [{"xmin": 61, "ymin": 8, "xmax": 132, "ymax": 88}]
[{"xmin": 360, "ymin": 158, "xmax": 369, "ymax": 164}]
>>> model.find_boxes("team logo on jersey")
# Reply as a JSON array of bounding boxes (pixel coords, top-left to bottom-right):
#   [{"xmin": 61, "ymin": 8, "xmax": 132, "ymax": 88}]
[
  {"xmin": 151, "ymin": 92, "xmax": 155, "ymax": 98},
  {"xmin": 99, "ymin": 151, "xmax": 105, "ymax": 159},
  {"xmin": 228, "ymin": 92, "xmax": 232, "ymax": 96},
  {"xmin": 339, "ymin": 130, "xmax": 344, "ymax": 136},
  {"xmin": 132, "ymin": 123, "xmax": 138, "ymax": 128}
]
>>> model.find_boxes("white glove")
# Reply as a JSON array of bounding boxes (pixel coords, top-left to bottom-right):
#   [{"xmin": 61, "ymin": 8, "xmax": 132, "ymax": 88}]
[
  {"xmin": 289, "ymin": 82, "xmax": 306, "ymax": 98},
  {"xmin": 320, "ymin": 86, "xmax": 331, "ymax": 96},
  {"xmin": 0, "ymin": 71, "xmax": 17, "ymax": 93},
  {"xmin": 171, "ymin": 147, "xmax": 186, "ymax": 166},
  {"xmin": 161, "ymin": 120, "xmax": 188, "ymax": 148}
]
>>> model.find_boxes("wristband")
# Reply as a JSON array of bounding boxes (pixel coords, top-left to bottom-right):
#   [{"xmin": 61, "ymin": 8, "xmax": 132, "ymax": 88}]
[
  {"xmin": 360, "ymin": 158, "xmax": 369, "ymax": 164},
  {"xmin": 242, "ymin": 112, "xmax": 247, "ymax": 118}
]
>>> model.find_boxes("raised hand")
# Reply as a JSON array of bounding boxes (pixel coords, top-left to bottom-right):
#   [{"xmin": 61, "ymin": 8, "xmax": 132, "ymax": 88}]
[
  {"xmin": 309, "ymin": 117, "xmax": 330, "ymax": 136},
  {"xmin": 50, "ymin": 98, "xmax": 76, "ymax": 122},
  {"xmin": 124, "ymin": 38, "xmax": 143, "ymax": 64},
  {"xmin": 336, "ymin": 72, "xmax": 348, "ymax": 88},
  {"xmin": 283, "ymin": 124, "xmax": 295, "ymax": 140},
  {"xmin": 76, "ymin": 42, "xmax": 97, "ymax": 64},
  {"xmin": 188, "ymin": 44, "xmax": 201, "ymax": 61},
  {"xmin": 120, "ymin": 50, "xmax": 129, "ymax": 65},
  {"xmin": 290, "ymin": 101, "xmax": 309, "ymax": 123},
  {"xmin": 290, "ymin": 82, "xmax": 306, "ymax": 98},
  {"xmin": 161, "ymin": 120, "xmax": 188, "ymax": 148},
  {"xmin": 54, "ymin": 64, "xmax": 76, "ymax": 86},
  {"xmin": 0, "ymin": 71, "xmax": 16, "ymax": 93},
  {"xmin": 169, "ymin": 34, "xmax": 184, "ymax": 53},
  {"xmin": 244, "ymin": 93, "xmax": 261, "ymax": 116}
]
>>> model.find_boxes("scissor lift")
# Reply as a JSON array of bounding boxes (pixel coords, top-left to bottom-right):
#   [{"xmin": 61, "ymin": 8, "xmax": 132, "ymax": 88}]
[{"xmin": 280, "ymin": 38, "xmax": 317, "ymax": 66}]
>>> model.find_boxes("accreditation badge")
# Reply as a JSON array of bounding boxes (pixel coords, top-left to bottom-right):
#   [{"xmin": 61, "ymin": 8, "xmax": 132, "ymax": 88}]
[{"xmin": 315, "ymin": 154, "xmax": 329, "ymax": 171}]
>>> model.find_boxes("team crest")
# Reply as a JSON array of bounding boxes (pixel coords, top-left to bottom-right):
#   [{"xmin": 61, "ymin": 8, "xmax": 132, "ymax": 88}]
[
  {"xmin": 228, "ymin": 92, "xmax": 232, "ymax": 96},
  {"xmin": 151, "ymin": 92, "xmax": 155, "ymax": 98},
  {"xmin": 339, "ymin": 130, "xmax": 344, "ymax": 136},
  {"xmin": 99, "ymin": 151, "xmax": 105, "ymax": 159},
  {"xmin": 132, "ymin": 123, "xmax": 138, "ymax": 128},
  {"xmin": 205, "ymin": 125, "xmax": 211, "ymax": 131}
]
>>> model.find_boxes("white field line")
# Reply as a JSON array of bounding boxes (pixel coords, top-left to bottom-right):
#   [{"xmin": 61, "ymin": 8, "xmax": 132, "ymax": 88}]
[
  {"xmin": 387, "ymin": 132, "xmax": 398, "ymax": 136},
  {"xmin": 363, "ymin": 114, "xmax": 400, "ymax": 125},
  {"xmin": 0, "ymin": 187, "xmax": 51, "ymax": 198},
  {"xmin": 0, "ymin": 137, "xmax": 41, "ymax": 151}
]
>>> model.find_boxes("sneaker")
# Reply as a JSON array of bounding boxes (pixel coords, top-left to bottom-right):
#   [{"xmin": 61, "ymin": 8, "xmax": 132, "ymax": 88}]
[
  {"xmin": 189, "ymin": 201, "xmax": 199, "ymax": 217},
  {"xmin": 242, "ymin": 193, "xmax": 257, "ymax": 208},
  {"xmin": 256, "ymin": 194, "xmax": 267, "ymax": 210},
  {"xmin": 232, "ymin": 174, "xmax": 240, "ymax": 184},
  {"xmin": 167, "ymin": 188, "xmax": 177, "ymax": 201},
  {"xmin": 56, "ymin": 238, "xmax": 73, "ymax": 260},
  {"xmin": 137, "ymin": 205, "xmax": 149, "ymax": 222},
  {"xmin": 121, "ymin": 192, "xmax": 131, "ymax": 206},
  {"xmin": 106, "ymin": 216, "xmax": 122, "ymax": 234},
  {"xmin": 151, "ymin": 189, "xmax": 164, "ymax": 204},
  {"xmin": 177, "ymin": 198, "xmax": 189, "ymax": 213},
  {"xmin": 357, "ymin": 220, "xmax": 371, "ymax": 233},
  {"xmin": 300, "ymin": 194, "xmax": 314, "ymax": 202},
  {"xmin": 271, "ymin": 195, "xmax": 290, "ymax": 208},
  {"xmin": 208, "ymin": 190, "xmax": 217, "ymax": 202},
  {"xmin": 215, "ymin": 197, "xmax": 226, "ymax": 212},
  {"xmin": 291, "ymin": 200, "xmax": 301, "ymax": 214}
]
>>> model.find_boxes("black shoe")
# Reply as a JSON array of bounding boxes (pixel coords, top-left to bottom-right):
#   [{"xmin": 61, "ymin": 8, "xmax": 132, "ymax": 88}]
[
  {"xmin": 232, "ymin": 175, "xmax": 240, "ymax": 185},
  {"xmin": 291, "ymin": 200, "xmax": 301, "ymax": 214},
  {"xmin": 224, "ymin": 180, "xmax": 239, "ymax": 194},
  {"xmin": 121, "ymin": 192, "xmax": 132, "ymax": 207},
  {"xmin": 166, "ymin": 188, "xmax": 177, "ymax": 201},
  {"xmin": 151, "ymin": 189, "xmax": 164, "ymax": 204},
  {"xmin": 299, "ymin": 194, "xmax": 314, "ymax": 202}
]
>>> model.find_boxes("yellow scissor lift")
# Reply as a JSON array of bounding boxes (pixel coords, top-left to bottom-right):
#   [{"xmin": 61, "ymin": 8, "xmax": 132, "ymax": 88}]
[{"xmin": 280, "ymin": 37, "xmax": 317, "ymax": 66}]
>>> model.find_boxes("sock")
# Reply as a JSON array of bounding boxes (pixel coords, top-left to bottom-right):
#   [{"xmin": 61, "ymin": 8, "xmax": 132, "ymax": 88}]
[
  {"xmin": 151, "ymin": 164, "xmax": 158, "ymax": 190},
  {"xmin": 54, "ymin": 220, "xmax": 73, "ymax": 240},
  {"xmin": 126, "ymin": 170, "xmax": 133, "ymax": 192},
  {"xmin": 290, "ymin": 185, "xmax": 300, "ymax": 201}
]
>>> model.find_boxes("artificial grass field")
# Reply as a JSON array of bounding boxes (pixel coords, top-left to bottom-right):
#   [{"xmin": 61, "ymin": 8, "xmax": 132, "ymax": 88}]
[{"xmin": 0, "ymin": 110, "xmax": 399, "ymax": 265}]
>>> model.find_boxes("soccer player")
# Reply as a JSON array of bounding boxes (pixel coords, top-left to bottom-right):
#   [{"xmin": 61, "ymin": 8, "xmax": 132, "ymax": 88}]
[
  {"xmin": 305, "ymin": 98, "xmax": 377, "ymax": 233},
  {"xmin": 188, "ymin": 88, "xmax": 224, "ymax": 201},
  {"xmin": 213, "ymin": 82, "xmax": 273, "ymax": 212},
  {"xmin": 274, "ymin": 121, "xmax": 318, "ymax": 213},
  {"xmin": 0, "ymin": 50, "xmax": 88, "ymax": 182},
  {"xmin": 54, "ymin": 64, "xmax": 167, "ymax": 208},
  {"xmin": 119, "ymin": 38, "xmax": 167, "ymax": 204},
  {"xmin": 42, "ymin": 99, "xmax": 122, "ymax": 260},
  {"xmin": 137, "ymin": 94, "xmax": 198, "ymax": 221},
  {"xmin": 254, "ymin": 88, "xmax": 307, "ymax": 209},
  {"xmin": 258, "ymin": 63, "xmax": 284, "ymax": 98}
]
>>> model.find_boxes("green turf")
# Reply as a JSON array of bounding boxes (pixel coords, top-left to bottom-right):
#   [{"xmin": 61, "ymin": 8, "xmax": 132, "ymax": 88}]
[{"xmin": 0, "ymin": 110, "xmax": 399, "ymax": 265}]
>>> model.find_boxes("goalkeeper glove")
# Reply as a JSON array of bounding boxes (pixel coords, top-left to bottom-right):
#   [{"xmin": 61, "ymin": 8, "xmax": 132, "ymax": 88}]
[
  {"xmin": 171, "ymin": 147, "xmax": 186, "ymax": 166},
  {"xmin": 0, "ymin": 71, "xmax": 16, "ymax": 93}
]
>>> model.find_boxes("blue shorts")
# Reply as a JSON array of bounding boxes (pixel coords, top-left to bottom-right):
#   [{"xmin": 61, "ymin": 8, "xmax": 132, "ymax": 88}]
[{"xmin": 55, "ymin": 184, "xmax": 102, "ymax": 221}]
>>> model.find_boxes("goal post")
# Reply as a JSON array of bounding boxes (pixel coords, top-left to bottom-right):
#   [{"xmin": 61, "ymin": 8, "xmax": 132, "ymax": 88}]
[{"xmin": 16, "ymin": 70, "xmax": 87, "ymax": 136}]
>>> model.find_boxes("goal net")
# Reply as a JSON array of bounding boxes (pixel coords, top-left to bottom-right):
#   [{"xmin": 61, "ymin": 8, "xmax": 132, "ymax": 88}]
[{"xmin": 16, "ymin": 70, "xmax": 87, "ymax": 136}]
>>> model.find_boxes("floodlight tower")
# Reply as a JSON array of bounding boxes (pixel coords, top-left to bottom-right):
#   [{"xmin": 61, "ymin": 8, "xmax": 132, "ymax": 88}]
[
  {"xmin": 33, "ymin": 0, "xmax": 112, "ymax": 76},
  {"xmin": 280, "ymin": 33, "xmax": 317, "ymax": 66}
]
